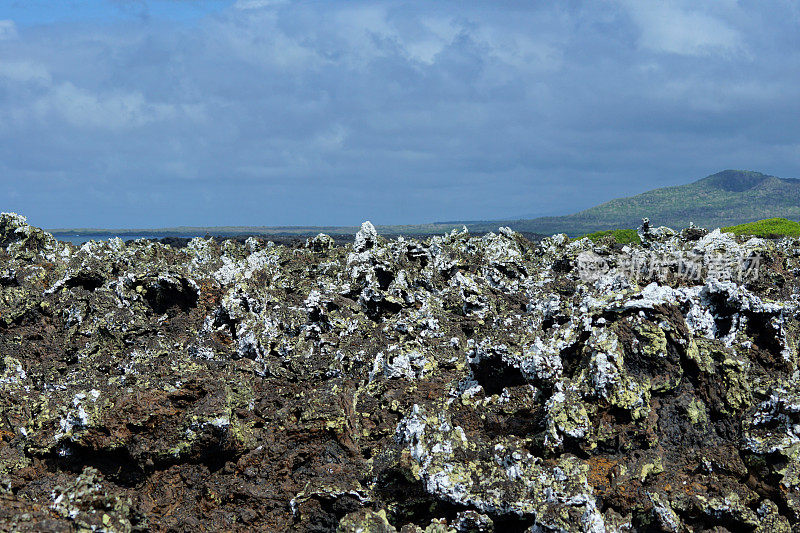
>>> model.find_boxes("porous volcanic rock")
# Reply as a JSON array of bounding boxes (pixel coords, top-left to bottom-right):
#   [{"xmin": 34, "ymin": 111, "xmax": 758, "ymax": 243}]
[{"xmin": 1, "ymin": 213, "xmax": 800, "ymax": 531}]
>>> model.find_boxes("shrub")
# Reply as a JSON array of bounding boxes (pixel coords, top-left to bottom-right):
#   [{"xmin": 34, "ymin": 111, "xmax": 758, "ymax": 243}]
[
  {"xmin": 721, "ymin": 218, "xmax": 800, "ymax": 238},
  {"xmin": 580, "ymin": 228, "xmax": 641, "ymax": 245}
]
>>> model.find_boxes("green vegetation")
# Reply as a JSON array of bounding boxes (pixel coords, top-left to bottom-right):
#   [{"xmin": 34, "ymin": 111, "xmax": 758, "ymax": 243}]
[
  {"xmin": 721, "ymin": 217, "xmax": 800, "ymax": 238},
  {"xmin": 575, "ymin": 218, "xmax": 800, "ymax": 243},
  {"xmin": 580, "ymin": 229, "xmax": 641, "ymax": 244}
]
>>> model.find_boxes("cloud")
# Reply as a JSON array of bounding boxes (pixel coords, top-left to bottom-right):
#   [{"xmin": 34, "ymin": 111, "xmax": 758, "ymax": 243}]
[
  {"xmin": 0, "ymin": 65, "xmax": 188, "ymax": 131},
  {"xmin": 34, "ymin": 82, "xmax": 181, "ymax": 129},
  {"xmin": 233, "ymin": 0, "xmax": 288, "ymax": 10},
  {"xmin": 0, "ymin": 1, "xmax": 798, "ymax": 228},
  {"xmin": 618, "ymin": 1, "xmax": 744, "ymax": 57},
  {"xmin": 0, "ymin": 61, "xmax": 51, "ymax": 83},
  {"xmin": 0, "ymin": 20, "xmax": 17, "ymax": 40}
]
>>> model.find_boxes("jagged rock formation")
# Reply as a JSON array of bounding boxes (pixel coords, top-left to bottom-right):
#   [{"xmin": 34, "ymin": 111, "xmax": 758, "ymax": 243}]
[{"xmin": 2, "ymin": 213, "xmax": 800, "ymax": 531}]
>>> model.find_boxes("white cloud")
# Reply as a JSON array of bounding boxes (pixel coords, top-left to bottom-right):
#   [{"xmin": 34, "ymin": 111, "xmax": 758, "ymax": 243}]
[
  {"xmin": 32, "ymin": 82, "xmax": 178, "ymax": 130},
  {"xmin": 619, "ymin": 1, "xmax": 744, "ymax": 57},
  {"xmin": 233, "ymin": 0, "xmax": 288, "ymax": 9},
  {"xmin": 393, "ymin": 16, "xmax": 462, "ymax": 65},
  {"xmin": 0, "ymin": 61, "xmax": 51, "ymax": 84},
  {"xmin": 211, "ymin": 10, "xmax": 323, "ymax": 69},
  {"xmin": 314, "ymin": 124, "xmax": 348, "ymax": 151},
  {"xmin": 0, "ymin": 20, "xmax": 18, "ymax": 40}
]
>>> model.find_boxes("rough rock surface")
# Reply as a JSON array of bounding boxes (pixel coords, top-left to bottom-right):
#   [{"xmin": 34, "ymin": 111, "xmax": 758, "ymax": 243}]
[{"xmin": 2, "ymin": 213, "xmax": 800, "ymax": 531}]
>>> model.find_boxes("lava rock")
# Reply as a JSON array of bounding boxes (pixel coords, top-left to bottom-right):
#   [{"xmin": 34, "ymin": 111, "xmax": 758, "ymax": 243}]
[{"xmin": 1, "ymin": 213, "xmax": 799, "ymax": 531}]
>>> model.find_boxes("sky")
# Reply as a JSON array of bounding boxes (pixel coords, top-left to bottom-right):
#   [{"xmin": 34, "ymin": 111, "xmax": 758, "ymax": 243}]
[{"xmin": 1, "ymin": 0, "xmax": 799, "ymax": 228}]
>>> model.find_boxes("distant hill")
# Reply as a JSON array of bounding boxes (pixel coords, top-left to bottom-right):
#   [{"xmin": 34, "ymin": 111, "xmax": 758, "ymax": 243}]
[{"xmin": 493, "ymin": 170, "xmax": 800, "ymax": 236}]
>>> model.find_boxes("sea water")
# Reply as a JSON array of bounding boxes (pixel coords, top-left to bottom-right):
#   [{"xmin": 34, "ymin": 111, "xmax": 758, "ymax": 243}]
[{"xmin": 54, "ymin": 234, "xmax": 190, "ymax": 245}]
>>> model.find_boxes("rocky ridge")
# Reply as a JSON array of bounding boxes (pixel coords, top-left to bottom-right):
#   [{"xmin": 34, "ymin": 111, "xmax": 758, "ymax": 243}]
[{"xmin": 1, "ymin": 213, "xmax": 800, "ymax": 531}]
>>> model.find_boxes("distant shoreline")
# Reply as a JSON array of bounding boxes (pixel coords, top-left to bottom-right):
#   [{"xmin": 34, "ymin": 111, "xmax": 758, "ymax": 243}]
[
  {"xmin": 49, "ymin": 228, "xmax": 548, "ymax": 247},
  {"xmin": 46, "ymin": 223, "xmax": 471, "ymax": 237}
]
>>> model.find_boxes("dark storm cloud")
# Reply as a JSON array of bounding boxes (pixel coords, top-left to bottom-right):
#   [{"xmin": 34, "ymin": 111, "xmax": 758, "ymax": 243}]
[{"xmin": 0, "ymin": 0, "xmax": 798, "ymax": 227}]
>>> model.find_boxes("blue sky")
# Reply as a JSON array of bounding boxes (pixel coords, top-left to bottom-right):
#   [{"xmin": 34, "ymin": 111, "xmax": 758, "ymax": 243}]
[
  {"xmin": 1, "ymin": 0, "xmax": 799, "ymax": 228},
  {"xmin": 2, "ymin": 1, "xmax": 234, "ymax": 26}
]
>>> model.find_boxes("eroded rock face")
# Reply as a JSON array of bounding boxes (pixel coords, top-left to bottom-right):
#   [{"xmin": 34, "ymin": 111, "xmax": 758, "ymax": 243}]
[{"xmin": 1, "ymin": 213, "xmax": 800, "ymax": 531}]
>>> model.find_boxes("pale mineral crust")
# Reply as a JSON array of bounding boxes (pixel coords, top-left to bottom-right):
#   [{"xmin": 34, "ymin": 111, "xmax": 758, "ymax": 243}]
[{"xmin": 1, "ymin": 213, "xmax": 799, "ymax": 532}]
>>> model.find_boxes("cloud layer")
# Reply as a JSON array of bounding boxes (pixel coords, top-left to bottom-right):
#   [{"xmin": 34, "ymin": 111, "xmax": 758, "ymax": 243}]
[{"xmin": 1, "ymin": 0, "xmax": 799, "ymax": 228}]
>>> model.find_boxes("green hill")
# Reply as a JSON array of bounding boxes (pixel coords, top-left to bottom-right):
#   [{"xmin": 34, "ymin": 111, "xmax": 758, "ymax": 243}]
[{"xmin": 495, "ymin": 170, "xmax": 800, "ymax": 236}]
